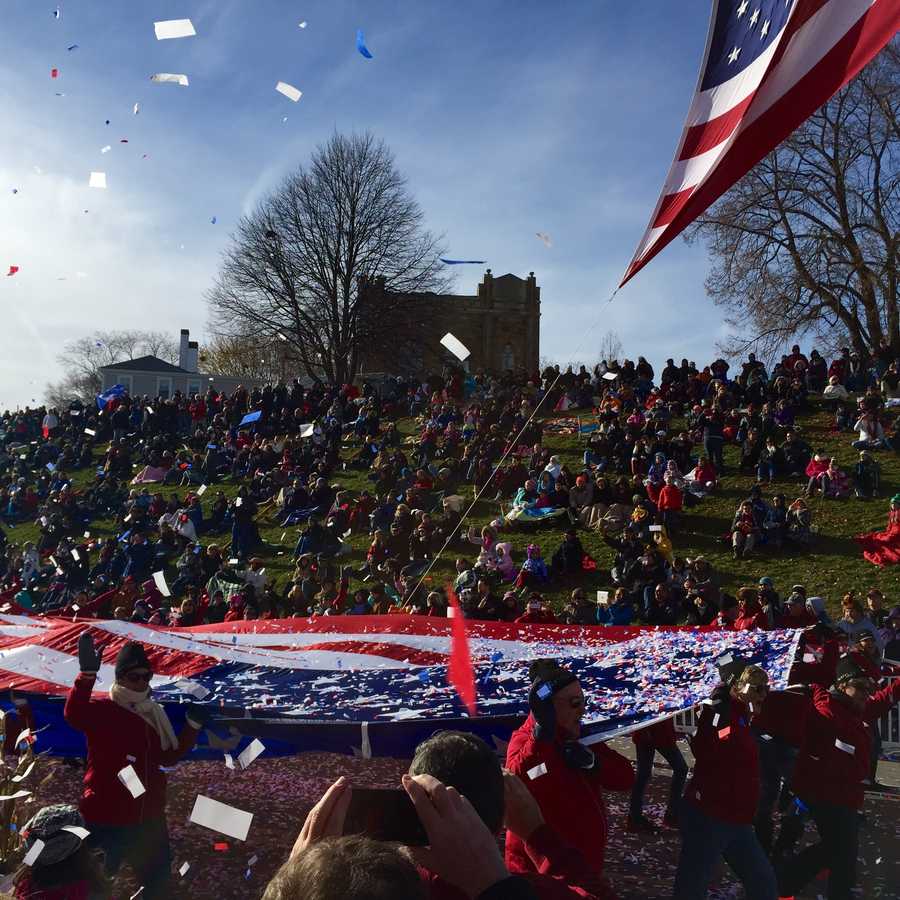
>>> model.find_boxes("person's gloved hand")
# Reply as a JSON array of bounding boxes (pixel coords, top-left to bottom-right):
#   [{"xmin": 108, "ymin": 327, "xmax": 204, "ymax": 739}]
[
  {"xmin": 528, "ymin": 681, "xmax": 556, "ymax": 742},
  {"xmin": 561, "ymin": 740, "xmax": 595, "ymax": 771},
  {"xmin": 77, "ymin": 633, "xmax": 101, "ymax": 675},
  {"xmin": 185, "ymin": 704, "xmax": 213, "ymax": 730}
]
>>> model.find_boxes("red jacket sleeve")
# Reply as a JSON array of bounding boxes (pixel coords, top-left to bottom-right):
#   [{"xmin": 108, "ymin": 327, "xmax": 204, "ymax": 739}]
[
  {"xmin": 63, "ymin": 673, "xmax": 97, "ymax": 734},
  {"xmin": 523, "ymin": 824, "xmax": 614, "ymax": 900},
  {"xmin": 591, "ymin": 743, "xmax": 635, "ymax": 792},
  {"xmin": 865, "ymin": 679, "xmax": 900, "ymax": 723},
  {"xmin": 160, "ymin": 722, "xmax": 200, "ymax": 766}
]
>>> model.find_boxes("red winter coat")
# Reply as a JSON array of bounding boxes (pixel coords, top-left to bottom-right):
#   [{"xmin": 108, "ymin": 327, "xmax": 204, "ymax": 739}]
[
  {"xmin": 505, "ymin": 714, "xmax": 634, "ymax": 880},
  {"xmin": 420, "ymin": 824, "xmax": 613, "ymax": 899},
  {"xmin": 733, "ymin": 605, "xmax": 769, "ymax": 631},
  {"xmin": 683, "ymin": 692, "xmax": 759, "ymax": 824},
  {"xmin": 657, "ymin": 485, "xmax": 683, "ymax": 512},
  {"xmin": 792, "ymin": 682, "xmax": 900, "ymax": 810},
  {"xmin": 515, "ymin": 611, "xmax": 559, "ymax": 625},
  {"xmin": 64, "ymin": 674, "xmax": 198, "ymax": 826},
  {"xmin": 631, "ymin": 717, "xmax": 678, "ymax": 749},
  {"xmin": 751, "ymin": 689, "xmax": 810, "ymax": 748}
]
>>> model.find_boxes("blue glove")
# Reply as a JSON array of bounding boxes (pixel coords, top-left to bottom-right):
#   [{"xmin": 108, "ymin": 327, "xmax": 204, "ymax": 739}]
[{"xmin": 529, "ymin": 681, "xmax": 556, "ymax": 742}]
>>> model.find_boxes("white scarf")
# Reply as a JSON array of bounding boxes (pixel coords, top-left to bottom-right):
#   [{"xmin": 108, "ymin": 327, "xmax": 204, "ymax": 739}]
[{"xmin": 109, "ymin": 683, "xmax": 178, "ymax": 751}]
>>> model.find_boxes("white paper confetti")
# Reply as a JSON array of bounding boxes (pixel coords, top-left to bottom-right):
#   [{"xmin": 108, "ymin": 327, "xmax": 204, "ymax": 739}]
[
  {"xmin": 150, "ymin": 73, "xmax": 190, "ymax": 87},
  {"xmin": 176, "ymin": 679, "xmax": 210, "ymax": 700},
  {"xmin": 189, "ymin": 795, "xmax": 253, "ymax": 841},
  {"xmin": 22, "ymin": 839, "xmax": 44, "ymax": 867},
  {"xmin": 526, "ymin": 762, "xmax": 548, "ymax": 780},
  {"xmin": 275, "ymin": 81, "xmax": 303, "ymax": 103},
  {"xmin": 224, "ymin": 754, "xmax": 235, "ymax": 770},
  {"xmin": 536, "ymin": 232, "xmax": 553, "ymax": 248},
  {"xmin": 154, "ymin": 19, "xmax": 196, "ymax": 40},
  {"xmin": 84, "ymin": 428, "xmax": 96, "ymax": 436},
  {"xmin": 299, "ymin": 423, "xmax": 314, "ymax": 438},
  {"xmin": 602, "ymin": 372, "xmax": 618, "ymax": 381},
  {"xmin": 196, "ymin": 484, "xmax": 207, "ymax": 496},
  {"xmin": 88, "ymin": 172, "xmax": 107, "ymax": 189},
  {"xmin": 61, "ymin": 825, "xmax": 90, "ymax": 840},
  {"xmin": 834, "ymin": 738, "xmax": 855, "ymax": 754},
  {"xmin": 440, "ymin": 332, "xmax": 470, "ymax": 361},
  {"xmin": 237, "ymin": 738, "xmax": 265, "ymax": 770},
  {"xmin": 11, "ymin": 762, "xmax": 35, "ymax": 783},
  {"xmin": 298, "ymin": 21, "xmax": 307, "ymax": 29},
  {"xmin": 0, "ymin": 790, "xmax": 32, "ymax": 801},
  {"xmin": 179, "ymin": 862, "xmax": 190, "ymax": 877},
  {"xmin": 133, "ymin": 102, "xmax": 141, "ymax": 115},
  {"xmin": 152, "ymin": 570, "xmax": 172, "ymax": 598},
  {"xmin": 100, "ymin": 145, "xmax": 112, "ymax": 154},
  {"xmin": 118, "ymin": 764, "xmax": 146, "ymax": 799}
]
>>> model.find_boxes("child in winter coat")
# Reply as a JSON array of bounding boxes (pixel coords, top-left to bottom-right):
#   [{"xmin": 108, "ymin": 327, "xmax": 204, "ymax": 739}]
[
  {"xmin": 854, "ymin": 450, "xmax": 880, "ymax": 499},
  {"xmin": 514, "ymin": 544, "xmax": 549, "ymax": 589}
]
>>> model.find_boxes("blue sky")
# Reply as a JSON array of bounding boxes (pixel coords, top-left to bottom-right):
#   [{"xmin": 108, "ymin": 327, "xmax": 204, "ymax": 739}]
[{"xmin": 0, "ymin": 0, "xmax": 727, "ymax": 409}]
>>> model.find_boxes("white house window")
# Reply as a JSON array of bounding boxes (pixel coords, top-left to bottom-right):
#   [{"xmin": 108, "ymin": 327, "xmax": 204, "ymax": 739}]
[
  {"xmin": 188, "ymin": 382, "xmax": 201, "ymax": 397},
  {"xmin": 157, "ymin": 377, "xmax": 172, "ymax": 400},
  {"xmin": 502, "ymin": 343, "xmax": 514, "ymax": 371}
]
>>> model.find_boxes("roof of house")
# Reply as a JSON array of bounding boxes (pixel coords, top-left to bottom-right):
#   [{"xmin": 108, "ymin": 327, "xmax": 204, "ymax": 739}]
[{"xmin": 100, "ymin": 356, "xmax": 192, "ymax": 374}]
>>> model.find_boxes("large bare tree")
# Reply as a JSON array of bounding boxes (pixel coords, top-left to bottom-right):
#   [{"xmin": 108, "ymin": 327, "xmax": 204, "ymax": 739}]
[
  {"xmin": 207, "ymin": 132, "xmax": 449, "ymax": 384},
  {"xmin": 45, "ymin": 330, "xmax": 178, "ymax": 406},
  {"xmin": 687, "ymin": 41, "xmax": 899, "ymax": 360}
]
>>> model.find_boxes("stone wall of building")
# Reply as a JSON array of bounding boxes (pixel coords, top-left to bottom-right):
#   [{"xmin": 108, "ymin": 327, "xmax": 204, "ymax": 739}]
[{"xmin": 358, "ymin": 269, "xmax": 541, "ymax": 376}]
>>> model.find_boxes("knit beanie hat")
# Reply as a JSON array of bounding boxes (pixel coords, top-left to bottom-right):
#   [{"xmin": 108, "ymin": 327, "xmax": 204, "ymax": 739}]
[
  {"xmin": 114, "ymin": 641, "xmax": 152, "ymax": 679},
  {"xmin": 22, "ymin": 804, "xmax": 86, "ymax": 866},
  {"xmin": 834, "ymin": 654, "xmax": 866, "ymax": 685},
  {"xmin": 528, "ymin": 659, "xmax": 577, "ymax": 695}
]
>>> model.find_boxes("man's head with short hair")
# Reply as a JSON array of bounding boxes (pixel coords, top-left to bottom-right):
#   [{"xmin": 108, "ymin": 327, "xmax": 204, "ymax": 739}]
[
  {"xmin": 262, "ymin": 835, "xmax": 424, "ymax": 900},
  {"xmin": 408, "ymin": 732, "xmax": 504, "ymax": 834}
]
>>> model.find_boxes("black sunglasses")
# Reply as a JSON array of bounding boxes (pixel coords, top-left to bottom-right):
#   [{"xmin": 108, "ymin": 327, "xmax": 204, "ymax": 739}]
[{"xmin": 123, "ymin": 670, "xmax": 152, "ymax": 683}]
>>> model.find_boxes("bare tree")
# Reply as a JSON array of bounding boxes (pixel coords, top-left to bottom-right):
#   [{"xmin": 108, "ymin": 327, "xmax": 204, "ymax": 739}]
[
  {"xmin": 207, "ymin": 132, "xmax": 449, "ymax": 384},
  {"xmin": 199, "ymin": 334, "xmax": 283, "ymax": 382},
  {"xmin": 686, "ymin": 41, "xmax": 899, "ymax": 361},
  {"xmin": 597, "ymin": 330, "xmax": 624, "ymax": 365},
  {"xmin": 45, "ymin": 330, "xmax": 178, "ymax": 405}
]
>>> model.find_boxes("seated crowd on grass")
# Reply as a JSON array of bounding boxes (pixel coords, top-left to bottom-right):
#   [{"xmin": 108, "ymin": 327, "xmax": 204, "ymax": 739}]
[{"xmin": 0, "ymin": 343, "xmax": 899, "ymax": 645}]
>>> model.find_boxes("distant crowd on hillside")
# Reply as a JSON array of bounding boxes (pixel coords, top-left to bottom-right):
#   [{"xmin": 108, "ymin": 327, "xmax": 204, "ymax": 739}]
[{"xmin": 0, "ymin": 341, "xmax": 899, "ymax": 634}]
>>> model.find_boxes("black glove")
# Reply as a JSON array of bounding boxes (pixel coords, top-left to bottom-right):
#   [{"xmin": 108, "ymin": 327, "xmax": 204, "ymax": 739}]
[
  {"xmin": 77, "ymin": 633, "xmax": 101, "ymax": 674},
  {"xmin": 528, "ymin": 681, "xmax": 556, "ymax": 742},
  {"xmin": 561, "ymin": 740, "xmax": 596, "ymax": 771},
  {"xmin": 185, "ymin": 703, "xmax": 213, "ymax": 729}
]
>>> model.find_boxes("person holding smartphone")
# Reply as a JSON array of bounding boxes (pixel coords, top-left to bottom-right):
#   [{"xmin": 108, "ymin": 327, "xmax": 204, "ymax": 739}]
[{"xmin": 505, "ymin": 660, "xmax": 634, "ymax": 882}]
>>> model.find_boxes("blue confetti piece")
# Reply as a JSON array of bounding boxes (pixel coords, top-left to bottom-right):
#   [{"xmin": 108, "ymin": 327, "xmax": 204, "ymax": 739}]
[
  {"xmin": 211, "ymin": 216, "xmax": 217, "ymax": 225},
  {"xmin": 490, "ymin": 652, "xmax": 503, "ymax": 663},
  {"xmin": 356, "ymin": 29, "xmax": 373, "ymax": 59},
  {"xmin": 417, "ymin": 670, "xmax": 430, "ymax": 683},
  {"xmin": 67, "ymin": 44, "xmax": 78, "ymax": 52},
  {"xmin": 440, "ymin": 258, "xmax": 486, "ymax": 265}
]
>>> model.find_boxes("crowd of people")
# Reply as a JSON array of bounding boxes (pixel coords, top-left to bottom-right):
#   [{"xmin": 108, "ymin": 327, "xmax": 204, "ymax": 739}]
[{"xmin": 1, "ymin": 341, "xmax": 900, "ymax": 898}]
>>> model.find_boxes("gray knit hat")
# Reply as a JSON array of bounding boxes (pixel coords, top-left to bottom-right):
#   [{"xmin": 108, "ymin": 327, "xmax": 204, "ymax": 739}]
[{"xmin": 22, "ymin": 804, "xmax": 86, "ymax": 866}]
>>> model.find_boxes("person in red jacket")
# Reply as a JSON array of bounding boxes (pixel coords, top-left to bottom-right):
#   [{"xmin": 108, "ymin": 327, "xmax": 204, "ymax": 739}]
[
  {"xmin": 505, "ymin": 660, "xmax": 634, "ymax": 886},
  {"xmin": 625, "ymin": 717, "xmax": 687, "ymax": 832},
  {"xmin": 515, "ymin": 595, "xmax": 559, "ymax": 625},
  {"xmin": 733, "ymin": 587, "xmax": 770, "ymax": 631},
  {"xmin": 778, "ymin": 654, "xmax": 900, "ymax": 899},
  {"xmin": 672, "ymin": 655, "xmax": 777, "ymax": 900},
  {"xmin": 656, "ymin": 475, "xmax": 684, "ymax": 535},
  {"xmin": 64, "ymin": 634, "xmax": 205, "ymax": 899}
]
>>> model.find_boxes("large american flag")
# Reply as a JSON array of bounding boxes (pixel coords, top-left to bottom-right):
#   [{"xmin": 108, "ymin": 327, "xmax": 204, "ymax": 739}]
[
  {"xmin": 622, "ymin": 0, "xmax": 900, "ymax": 285},
  {"xmin": 0, "ymin": 615, "xmax": 799, "ymax": 759}
]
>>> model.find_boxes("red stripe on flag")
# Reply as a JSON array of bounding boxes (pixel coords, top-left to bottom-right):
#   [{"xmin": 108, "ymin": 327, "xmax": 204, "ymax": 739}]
[
  {"xmin": 679, "ymin": 95, "xmax": 753, "ymax": 160},
  {"xmin": 281, "ymin": 640, "xmax": 448, "ymax": 666},
  {"xmin": 445, "ymin": 586, "xmax": 476, "ymax": 716},
  {"xmin": 652, "ymin": 185, "xmax": 695, "ymax": 229}
]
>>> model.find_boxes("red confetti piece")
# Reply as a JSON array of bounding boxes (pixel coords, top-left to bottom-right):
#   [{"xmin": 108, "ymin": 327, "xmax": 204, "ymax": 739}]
[
  {"xmin": 214, "ymin": 842, "xmax": 229, "ymax": 851},
  {"xmin": 7, "ymin": 266, "xmax": 19, "ymax": 276},
  {"xmin": 717, "ymin": 726, "xmax": 731, "ymax": 739},
  {"xmin": 51, "ymin": 68, "xmax": 59, "ymax": 79}
]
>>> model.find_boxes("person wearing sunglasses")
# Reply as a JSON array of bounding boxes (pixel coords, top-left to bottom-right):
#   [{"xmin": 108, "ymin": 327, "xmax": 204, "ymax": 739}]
[
  {"xmin": 505, "ymin": 659, "xmax": 634, "ymax": 887},
  {"xmin": 64, "ymin": 633, "xmax": 210, "ymax": 899},
  {"xmin": 777, "ymin": 654, "xmax": 900, "ymax": 900},
  {"xmin": 672, "ymin": 656, "xmax": 777, "ymax": 900}
]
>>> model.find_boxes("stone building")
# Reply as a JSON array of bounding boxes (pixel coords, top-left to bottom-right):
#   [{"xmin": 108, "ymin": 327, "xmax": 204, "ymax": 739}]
[{"xmin": 357, "ymin": 269, "xmax": 541, "ymax": 376}]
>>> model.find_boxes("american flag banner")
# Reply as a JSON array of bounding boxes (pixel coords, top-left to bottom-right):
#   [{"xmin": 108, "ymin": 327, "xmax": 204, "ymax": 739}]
[
  {"xmin": 622, "ymin": 0, "xmax": 900, "ymax": 286},
  {"xmin": 0, "ymin": 615, "xmax": 800, "ymax": 760}
]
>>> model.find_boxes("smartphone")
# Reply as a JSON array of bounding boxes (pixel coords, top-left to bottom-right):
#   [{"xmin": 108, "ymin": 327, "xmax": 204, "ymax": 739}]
[{"xmin": 343, "ymin": 787, "xmax": 428, "ymax": 846}]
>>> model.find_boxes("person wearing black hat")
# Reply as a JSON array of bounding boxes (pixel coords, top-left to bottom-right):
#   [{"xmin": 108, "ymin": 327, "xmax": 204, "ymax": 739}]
[
  {"xmin": 672, "ymin": 655, "xmax": 777, "ymax": 899},
  {"xmin": 64, "ymin": 633, "xmax": 210, "ymax": 898},
  {"xmin": 505, "ymin": 660, "xmax": 634, "ymax": 882},
  {"xmin": 777, "ymin": 654, "xmax": 900, "ymax": 899},
  {"xmin": 14, "ymin": 804, "xmax": 108, "ymax": 898}
]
